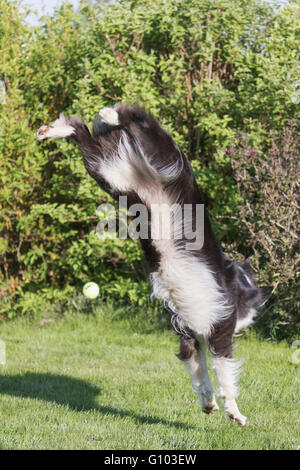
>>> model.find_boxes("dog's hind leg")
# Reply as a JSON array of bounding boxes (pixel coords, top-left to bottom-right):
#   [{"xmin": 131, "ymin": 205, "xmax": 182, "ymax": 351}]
[
  {"xmin": 212, "ymin": 355, "xmax": 246, "ymax": 426},
  {"xmin": 178, "ymin": 336, "xmax": 219, "ymax": 415}
]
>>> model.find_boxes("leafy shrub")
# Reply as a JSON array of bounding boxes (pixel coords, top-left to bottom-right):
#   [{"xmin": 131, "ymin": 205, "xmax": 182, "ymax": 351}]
[
  {"xmin": 230, "ymin": 121, "xmax": 300, "ymax": 340},
  {"xmin": 0, "ymin": 0, "xmax": 299, "ymax": 339}
]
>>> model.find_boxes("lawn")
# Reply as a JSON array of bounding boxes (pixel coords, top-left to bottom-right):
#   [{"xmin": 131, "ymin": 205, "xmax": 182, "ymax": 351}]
[{"xmin": 0, "ymin": 303, "xmax": 299, "ymax": 450}]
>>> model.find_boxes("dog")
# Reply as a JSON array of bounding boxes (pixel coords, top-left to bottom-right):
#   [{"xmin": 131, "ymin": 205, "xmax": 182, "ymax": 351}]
[{"xmin": 37, "ymin": 103, "xmax": 261, "ymax": 425}]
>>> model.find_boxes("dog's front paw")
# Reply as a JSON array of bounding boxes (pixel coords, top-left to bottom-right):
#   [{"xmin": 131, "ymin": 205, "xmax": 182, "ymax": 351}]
[{"xmin": 36, "ymin": 125, "xmax": 51, "ymax": 140}]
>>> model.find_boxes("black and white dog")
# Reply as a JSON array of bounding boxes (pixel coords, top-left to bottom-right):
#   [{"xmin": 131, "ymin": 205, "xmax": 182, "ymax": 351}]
[{"xmin": 37, "ymin": 103, "xmax": 261, "ymax": 425}]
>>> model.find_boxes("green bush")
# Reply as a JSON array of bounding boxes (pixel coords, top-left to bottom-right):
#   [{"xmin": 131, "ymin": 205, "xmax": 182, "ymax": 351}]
[
  {"xmin": 231, "ymin": 121, "xmax": 300, "ymax": 341},
  {"xmin": 0, "ymin": 0, "xmax": 299, "ymax": 339}
]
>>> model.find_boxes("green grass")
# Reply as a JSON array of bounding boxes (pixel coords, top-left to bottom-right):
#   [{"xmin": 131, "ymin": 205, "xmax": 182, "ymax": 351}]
[{"xmin": 0, "ymin": 304, "xmax": 299, "ymax": 450}]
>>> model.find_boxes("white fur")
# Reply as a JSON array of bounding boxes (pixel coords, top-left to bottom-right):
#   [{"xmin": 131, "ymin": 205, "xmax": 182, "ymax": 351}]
[
  {"xmin": 36, "ymin": 114, "xmax": 75, "ymax": 140},
  {"xmin": 99, "ymin": 131, "xmax": 182, "ymax": 194},
  {"xmin": 235, "ymin": 308, "xmax": 257, "ymax": 333},
  {"xmin": 212, "ymin": 356, "xmax": 241, "ymax": 398},
  {"xmin": 151, "ymin": 254, "xmax": 231, "ymax": 337},
  {"xmin": 212, "ymin": 356, "xmax": 246, "ymax": 425},
  {"xmin": 99, "ymin": 107, "xmax": 120, "ymax": 125}
]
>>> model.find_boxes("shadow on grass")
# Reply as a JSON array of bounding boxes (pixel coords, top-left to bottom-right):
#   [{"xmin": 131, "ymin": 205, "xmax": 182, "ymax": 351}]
[{"xmin": 0, "ymin": 372, "xmax": 196, "ymax": 431}]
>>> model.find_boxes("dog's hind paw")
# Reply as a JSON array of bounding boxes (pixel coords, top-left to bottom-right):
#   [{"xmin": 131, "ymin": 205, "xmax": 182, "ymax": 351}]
[
  {"xmin": 200, "ymin": 392, "xmax": 219, "ymax": 415},
  {"xmin": 228, "ymin": 413, "xmax": 247, "ymax": 426},
  {"xmin": 202, "ymin": 403, "xmax": 219, "ymax": 415},
  {"xmin": 99, "ymin": 107, "xmax": 120, "ymax": 126}
]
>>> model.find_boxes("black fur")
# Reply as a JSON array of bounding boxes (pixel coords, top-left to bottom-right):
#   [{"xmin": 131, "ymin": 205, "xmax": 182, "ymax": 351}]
[{"xmin": 177, "ymin": 336, "xmax": 199, "ymax": 361}]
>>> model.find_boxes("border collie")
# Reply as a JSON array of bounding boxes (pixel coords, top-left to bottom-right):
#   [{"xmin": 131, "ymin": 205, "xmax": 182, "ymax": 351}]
[{"xmin": 37, "ymin": 103, "xmax": 261, "ymax": 425}]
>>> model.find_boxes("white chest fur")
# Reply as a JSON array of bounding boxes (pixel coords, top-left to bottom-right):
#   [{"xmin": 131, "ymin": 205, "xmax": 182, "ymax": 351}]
[{"xmin": 150, "ymin": 247, "xmax": 230, "ymax": 337}]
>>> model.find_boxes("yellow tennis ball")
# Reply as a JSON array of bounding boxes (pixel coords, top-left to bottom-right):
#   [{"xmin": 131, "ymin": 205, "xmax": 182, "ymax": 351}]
[{"xmin": 83, "ymin": 282, "xmax": 99, "ymax": 299}]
